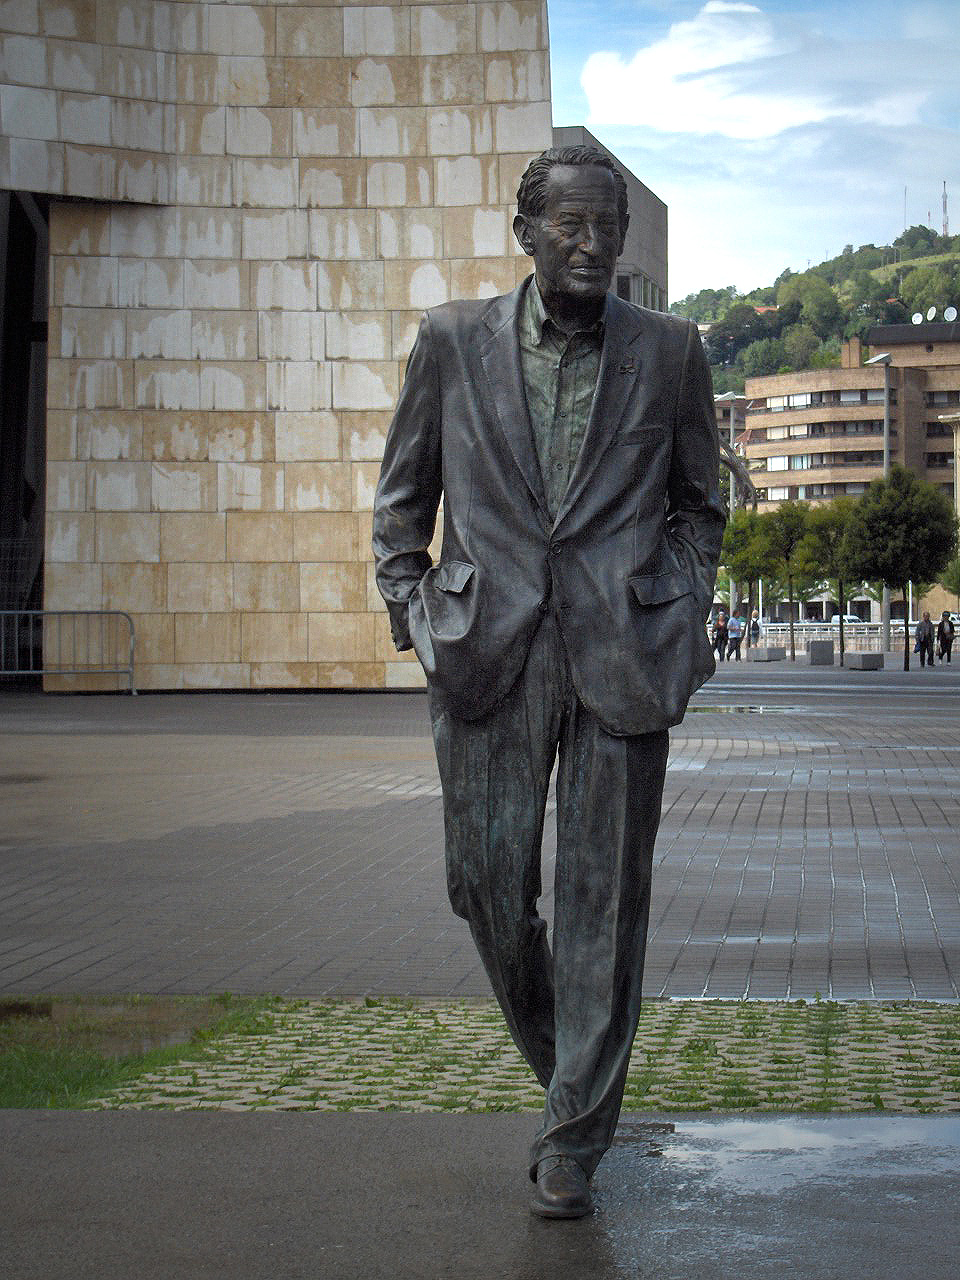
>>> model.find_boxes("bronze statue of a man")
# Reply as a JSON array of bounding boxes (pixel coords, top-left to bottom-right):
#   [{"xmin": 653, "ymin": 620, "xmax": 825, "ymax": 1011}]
[{"xmin": 373, "ymin": 145, "xmax": 725, "ymax": 1217}]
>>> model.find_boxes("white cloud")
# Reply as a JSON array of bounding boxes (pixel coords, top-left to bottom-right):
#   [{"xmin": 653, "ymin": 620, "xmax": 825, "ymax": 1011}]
[{"xmin": 581, "ymin": 1, "xmax": 926, "ymax": 140}]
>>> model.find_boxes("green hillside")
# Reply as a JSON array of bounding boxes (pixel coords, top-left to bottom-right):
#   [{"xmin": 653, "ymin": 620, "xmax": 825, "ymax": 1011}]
[{"xmin": 672, "ymin": 226, "xmax": 960, "ymax": 393}]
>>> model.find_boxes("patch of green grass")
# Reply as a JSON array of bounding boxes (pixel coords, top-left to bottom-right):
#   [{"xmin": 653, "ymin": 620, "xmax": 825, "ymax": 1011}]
[{"xmin": 0, "ymin": 994, "xmax": 283, "ymax": 1109}]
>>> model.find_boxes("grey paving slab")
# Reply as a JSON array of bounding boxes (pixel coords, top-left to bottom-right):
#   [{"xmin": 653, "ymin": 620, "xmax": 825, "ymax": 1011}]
[
  {"xmin": 1, "ymin": 665, "xmax": 959, "ymax": 999},
  {"xmin": 4, "ymin": 1110, "xmax": 960, "ymax": 1280}
]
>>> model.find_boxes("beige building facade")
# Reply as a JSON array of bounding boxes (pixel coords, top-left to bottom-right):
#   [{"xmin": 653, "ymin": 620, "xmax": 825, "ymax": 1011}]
[{"xmin": 1, "ymin": 0, "xmax": 558, "ymax": 689}]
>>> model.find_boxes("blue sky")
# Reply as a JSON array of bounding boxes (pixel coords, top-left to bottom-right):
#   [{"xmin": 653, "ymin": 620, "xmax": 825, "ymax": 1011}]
[{"xmin": 546, "ymin": 0, "xmax": 960, "ymax": 301}]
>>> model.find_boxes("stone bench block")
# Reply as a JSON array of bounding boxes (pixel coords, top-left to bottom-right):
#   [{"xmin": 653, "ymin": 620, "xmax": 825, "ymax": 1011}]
[
  {"xmin": 843, "ymin": 652, "xmax": 884, "ymax": 670},
  {"xmin": 748, "ymin": 646, "xmax": 786, "ymax": 661},
  {"xmin": 808, "ymin": 640, "xmax": 835, "ymax": 665}
]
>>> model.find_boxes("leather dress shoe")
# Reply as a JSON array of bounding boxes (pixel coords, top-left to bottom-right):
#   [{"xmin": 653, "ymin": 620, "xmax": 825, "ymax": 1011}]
[{"xmin": 530, "ymin": 1155, "xmax": 592, "ymax": 1219}]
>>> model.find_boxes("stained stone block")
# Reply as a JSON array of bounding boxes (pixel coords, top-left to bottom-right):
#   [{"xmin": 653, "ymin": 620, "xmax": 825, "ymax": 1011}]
[
  {"xmin": 252, "ymin": 260, "xmax": 316, "ymax": 310},
  {"xmin": 226, "ymin": 106, "xmax": 291, "ymax": 156},
  {"xmin": 250, "ymin": 662, "xmax": 320, "ymax": 688},
  {"xmin": 266, "ymin": 360, "xmax": 332, "ymax": 411},
  {"xmin": 207, "ymin": 412, "xmax": 274, "ymax": 462},
  {"xmin": 184, "ymin": 260, "xmax": 249, "ymax": 309},
  {"xmin": 233, "ymin": 562, "xmax": 299, "ymax": 612},
  {"xmin": 365, "ymin": 157, "xmax": 431, "ymax": 206},
  {"xmin": 126, "ymin": 310, "xmax": 192, "ymax": 360},
  {"xmin": 293, "ymin": 512, "xmax": 358, "ymax": 563},
  {"xmin": 151, "ymin": 461, "xmax": 218, "ymax": 511},
  {"xmin": 349, "ymin": 55, "xmax": 420, "ymax": 108},
  {"xmin": 102, "ymin": 562, "xmax": 167, "ymax": 612},
  {"xmin": 176, "ymin": 105, "xmax": 226, "ymax": 155},
  {"xmin": 359, "ymin": 106, "xmax": 428, "ymax": 157},
  {"xmin": 87, "ymin": 461, "xmax": 152, "ymax": 511},
  {"xmin": 9, "ymin": 136, "xmax": 65, "ymax": 191},
  {"xmin": 168, "ymin": 562, "xmax": 233, "ymax": 612},
  {"xmin": 46, "ymin": 512, "xmax": 95, "ymax": 562},
  {"xmin": 351, "ymin": 460, "xmax": 381, "ymax": 510},
  {"xmin": 343, "ymin": 7, "xmax": 411, "ymax": 58},
  {"xmin": 77, "ymin": 410, "xmax": 143, "ymax": 461},
  {"xmin": 226, "ymin": 511, "xmax": 294, "ymax": 562},
  {"xmin": 307, "ymin": 610, "xmax": 376, "ymax": 662},
  {"xmin": 434, "ymin": 153, "xmax": 497, "ymax": 206},
  {"xmin": 49, "ymin": 39, "xmax": 100, "ymax": 93},
  {"xmin": 191, "ymin": 311, "xmax": 259, "ymax": 360},
  {"xmin": 427, "ymin": 105, "xmax": 492, "ymax": 155},
  {"xmin": 275, "ymin": 411, "xmax": 340, "ymax": 462},
  {"xmin": 325, "ymin": 311, "xmax": 390, "ymax": 360},
  {"xmin": 442, "ymin": 205, "xmax": 507, "ymax": 257},
  {"xmin": 411, "ymin": 6, "xmax": 477, "ymax": 57},
  {"xmin": 234, "ymin": 157, "xmax": 297, "ymax": 207},
  {"xmin": 299, "ymin": 157, "xmax": 366, "ymax": 208},
  {"xmin": 47, "ymin": 461, "xmax": 86, "ymax": 511},
  {"xmin": 160, "ymin": 513, "xmax": 227, "ymax": 562},
  {"xmin": 450, "ymin": 255, "xmax": 517, "ymax": 299},
  {"xmin": 0, "ymin": 83, "xmax": 58, "ymax": 139},
  {"xmin": 484, "ymin": 50, "xmax": 548, "ymax": 102},
  {"xmin": 331, "ymin": 359, "xmax": 398, "ymax": 411},
  {"xmin": 44, "ymin": 561, "xmax": 102, "ymax": 611},
  {"xmin": 53, "ymin": 255, "xmax": 118, "ymax": 307},
  {"xmin": 343, "ymin": 411, "xmax": 391, "ymax": 460},
  {"xmin": 176, "ymin": 155, "xmax": 233, "ymax": 206},
  {"xmin": 284, "ymin": 460, "xmax": 353, "ymax": 511},
  {"xmin": 174, "ymin": 612, "xmax": 242, "ymax": 663},
  {"xmin": 218, "ymin": 462, "xmax": 284, "ymax": 511},
  {"xmin": 300, "ymin": 562, "xmax": 366, "ymax": 613},
  {"xmin": 135, "ymin": 361, "xmax": 201, "ymax": 412},
  {"xmin": 308, "ymin": 209, "xmax": 377, "ymax": 260},
  {"xmin": 144, "ymin": 413, "xmax": 208, "ymax": 462},
  {"xmin": 319, "ymin": 261, "xmax": 385, "ymax": 311},
  {"xmin": 383, "ymin": 258, "xmax": 449, "ymax": 309},
  {"xmin": 60, "ymin": 306, "xmax": 125, "ymax": 359},
  {"xmin": 240, "ymin": 209, "xmax": 309, "ymax": 259},
  {"xmin": 493, "ymin": 99, "xmax": 551, "ymax": 152},
  {"xmin": 277, "ymin": 6, "xmax": 344, "ymax": 57},
  {"xmin": 478, "ymin": 1, "xmax": 541, "ymax": 52},
  {"xmin": 94, "ymin": 513, "xmax": 161, "ymax": 563},
  {"xmin": 199, "ymin": 361, "xmax": 266, "ymax": 412},
  {"xmin": 284, "ymin": 58, "xmax": 352, "ymax": 109},
  {"xmin": 117, "ymin": 258, "xmax": 184, "ymax": 308},
  {"xmin": 240, "ymin": 611, "xmax": 309, "ymax": 662},
  {"xmin": 420, "ymin": 53, "xmax": 484, "ymax": 105}
]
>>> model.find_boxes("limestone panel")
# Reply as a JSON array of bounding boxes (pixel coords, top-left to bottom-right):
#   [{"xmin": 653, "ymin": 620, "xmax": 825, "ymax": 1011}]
[
  {"xmin": 284, "ymin": 461, "xmax": 353, "ymax": 511},
  {"xmin": 349, "ymin": 55, "xmax": 420, "ymax": 108},
  {"xmin": 207, "ymin": 412, "xmax": 275, "ymax": 462},
  {"xmin": 299, "ymin": 157, "xmax": 366, "ymax": 208},
  {"xmin": 300, "ymin": 562, "xmax": 366, "ymax": 612},
  {"xmin": 317, "ymin": 661, "xmax": 384, "ymax": 687},
  {"xmin": 308, "ymin": 209, "xmax": 377, "ymax": 260},
  {"xmin": 102, "ymin": 562, "xmax": 167, "ymax": 612},
  {"xmin": 365, "ymin": 157, "xmax": 431, "ymax": 207},
  {"xmin": 160, "ymin": 513, "xmax": 227, "ymax": 562},
  {"xmin": 46, "ymin": 512, "xmax": 94, "ymax": 562},
  {"xmin": 151, "ymin": 461, "xmax": 218, "ymax": 512},
  {"xmin": 308, "ymin": 611, "xmax": 376, "ymax": 662},
  {"xmin": 191, "ymin": 311, "xmax": 259, "ymax": 361},
  {"xmin": 199, "ymin": 361, "xmax": 266, "ymax": 412},
  {"xmin": 250, "ymin": 662, "xmax": 319, "ymax": 688},
  {"xmin": 226, "ymin": 106, "xmax": 291, "ymax": 157},
  {"xmin": 241, "ymin": 209, "xmax": 309, "ymax": 259},
  {"xmin": 144, "ymin": 412, "xmax": 210, "ymax": 462},
  {"xmin": 234, "ymin": 562, "xmax": 300, "ymax": 612},
  {"xmin": 343, "ymin": 7, "xmax": 411, "ymax": 58},
  {"xmin": 94, "ymin": 513, "xmax": 161, "ymax": 563},
  {"xmin": 241, "ymin": 611, "xmax": 309, "ymax": 662},
  {"xmin": 87, "ymin": 461, "xmax": 151, "ymax": 511},
  {"xmin": 277, "ymin": 7, "xmax": 344, "ymax": 58},
  {"xmin": 274, "ymin": 410, "xmax": 340, "ymax": 462},
  {"xmin": 226, "ymin": 511, "xmax": 294, "ymax": 562},
  {"xmin": 258, "ymin": 311, "xmax": 325, "ymax": 361},
  {"xmin": 218, "ymin": 463, "xmax": 285, "ymax": 511},
  {"xmin": 47, "ymin": 410, "xmax": 78, "ymax": 460},
  {"xmin": 325, "ymin": 311, "xmax": 390, "ymax": 360},
  {"xmin": 126, "ymin": 310, "xmax": 192, "ymax": 361},
  {"xmin": 284, "ymin": 57, "xmax": 351, "ymax": 109},
  {"xmin": 442, "ymin": 204, "xmax": 507, "ymax": 257},
  {"xmin": 420, "ymin": 53, "xmax": 484, "ymax": 105},
  {"xmin": 383, "ymin": 258, "xmax": 449, "ymax": 309},
  {"xmin": 331, "ymin": 359, "xmax": 397, "ymax": 410},
  {"xmin": 434, "ymin": 153, "xmax": 498, "ymax": 206},
  {"xmin": 291, "ymin": 107, "xmax": 357, "ymax": 157},
  {"xmin": 351, "ymin": 461, "xmax": 381, "ymax": 511},
  {"xmin": 175, "ymin": 612, "xmax": 242, "ymax": 663},
  {"xmin": 168, "ymin": 562, "xmax": 233, "ymax": 612},
  {"xmin": 293, "ymin": 512, "xmax": 358, "ymax": 563},
  {"xmin": 343, "ymin": 410, "xmax": 391, "ymax": 460},
  {"xmin": 411, "ymin": 6, "xmax": 478, "ymax": 57},
  {"xmin": 44, "ymin": 561, "xmax": 102, "ymax": 611},
  {"xmin": 377, "ymin": 208, "xmax": 442, "ymax": 260}
]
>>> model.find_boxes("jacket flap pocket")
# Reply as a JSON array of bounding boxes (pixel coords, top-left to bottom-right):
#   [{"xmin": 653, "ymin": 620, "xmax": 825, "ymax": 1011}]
[
  {"xmin": 629, "ymin": 571, "xmax": 692, "ymax": 606},
  {"xmin": 433, "ymin": 561, "xmax": 475, "ymax": 593}
]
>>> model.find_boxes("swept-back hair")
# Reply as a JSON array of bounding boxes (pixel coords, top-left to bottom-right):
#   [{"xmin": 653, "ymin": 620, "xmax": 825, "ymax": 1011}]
[{"xmin": 516, "ymin": 145, "xmax": 629, "ymax": 237}]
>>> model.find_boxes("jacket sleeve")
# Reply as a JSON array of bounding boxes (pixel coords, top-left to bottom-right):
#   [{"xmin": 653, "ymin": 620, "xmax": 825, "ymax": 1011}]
[
  {"xmin": 372, "ymin": 312, "xmax": 443, "ymax": 651},
  {"xmin": 667, "ymin": 320, "xmax": 727, "ymax": 618}
]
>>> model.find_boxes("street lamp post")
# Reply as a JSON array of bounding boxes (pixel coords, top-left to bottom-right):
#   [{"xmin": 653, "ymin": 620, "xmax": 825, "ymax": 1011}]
[{"xmin": 866, "ymin": 353, "xmax": 892, "ymax": 651}]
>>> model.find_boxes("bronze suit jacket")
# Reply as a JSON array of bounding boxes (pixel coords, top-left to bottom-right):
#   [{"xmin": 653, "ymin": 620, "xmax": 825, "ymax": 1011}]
[{"xmin": 372, "ymin": 280, "xmax": 726, "ymax": 736}]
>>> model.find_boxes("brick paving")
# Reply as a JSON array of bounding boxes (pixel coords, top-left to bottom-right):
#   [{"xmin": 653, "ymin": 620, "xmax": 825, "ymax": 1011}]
[{"xmin": 1, "ymin": 665, "xmax": 959, "ymax": 1000}]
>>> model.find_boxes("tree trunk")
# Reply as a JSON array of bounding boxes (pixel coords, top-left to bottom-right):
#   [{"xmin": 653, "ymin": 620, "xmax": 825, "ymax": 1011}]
[
  {"xmin": 902, "ymin": 586, "xmax": 910, "ymax": 671},
  {"xmin": 787, "ymin": 575, "xmax": 796, "ymax": 661},
  {"xmin": 838, "ymin": 579, "xmax": 846, "ymax": 660}
]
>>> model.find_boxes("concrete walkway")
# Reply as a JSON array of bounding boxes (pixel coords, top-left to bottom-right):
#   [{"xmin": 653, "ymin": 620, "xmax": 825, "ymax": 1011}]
[
  {"xmin": 2, "ymin": 664, "xmax": 959, "ymax": 1000},
  {"xmin": 4, "ymin": 1110, "xmax": 960, "ymax": 1279}
]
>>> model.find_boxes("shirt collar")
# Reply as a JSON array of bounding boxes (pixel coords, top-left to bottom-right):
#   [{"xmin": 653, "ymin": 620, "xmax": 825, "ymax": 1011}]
[{"xmin": 523, "ymin": 276, "xmax": 605, "ymax": 347}]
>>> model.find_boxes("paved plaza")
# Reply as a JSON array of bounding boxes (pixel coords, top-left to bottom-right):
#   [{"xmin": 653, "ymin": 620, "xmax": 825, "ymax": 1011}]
[{"xmin": 2, "ymin": 662, "xmax": 959, "ymax": 1002}]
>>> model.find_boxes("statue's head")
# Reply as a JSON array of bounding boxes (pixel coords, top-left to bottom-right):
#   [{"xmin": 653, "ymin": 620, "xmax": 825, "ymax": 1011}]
[{"xmin": 513, "ymin": 146, "xmax": 629, "ymax": 310}]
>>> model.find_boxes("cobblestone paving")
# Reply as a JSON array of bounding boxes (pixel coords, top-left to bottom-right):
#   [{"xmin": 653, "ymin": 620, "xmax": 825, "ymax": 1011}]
[{"xmin": 90, "ymin": 998, "xmax": 960, "ymax": 1115}]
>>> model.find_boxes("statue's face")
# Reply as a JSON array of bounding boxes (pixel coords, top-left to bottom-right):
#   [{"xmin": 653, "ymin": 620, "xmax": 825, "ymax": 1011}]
[{"xmin": 517, "ymin": 165, "xmax": 624, "ymax": 307}]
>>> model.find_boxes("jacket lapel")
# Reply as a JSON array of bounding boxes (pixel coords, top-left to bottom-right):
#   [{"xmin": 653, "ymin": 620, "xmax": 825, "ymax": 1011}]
[
  {"xmin": 554, "ymin": 293, "xmax": 644, "ymax": 528},
  {"xmin": 479, "ymin": 282, "xmax": 550, "ymax": 521}
]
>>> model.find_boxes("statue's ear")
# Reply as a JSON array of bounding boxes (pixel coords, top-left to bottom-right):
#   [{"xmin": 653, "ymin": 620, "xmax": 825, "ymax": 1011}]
[{"xmin": 513, "ymin": 213, "xmax": 536, "ymax": 257}]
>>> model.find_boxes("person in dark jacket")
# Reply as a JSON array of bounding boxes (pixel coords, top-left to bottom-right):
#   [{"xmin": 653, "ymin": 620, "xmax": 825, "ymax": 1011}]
[
  {"xmin": 937, "ymin": 610, "xmax": 955, "ymax": 663},
  {"xmin": 712, "ymin": 611, "xmax": 728, "ymax": 661},
  {"xmin": 916, "ymin": 611, "xmax": 935, "ymax": 668}
]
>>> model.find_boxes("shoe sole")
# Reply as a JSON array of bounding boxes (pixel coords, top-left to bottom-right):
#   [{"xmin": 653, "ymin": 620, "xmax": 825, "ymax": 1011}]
[{"xmin": 529, "ymin": 1199, "xmax": 592, "ymax": 1219}]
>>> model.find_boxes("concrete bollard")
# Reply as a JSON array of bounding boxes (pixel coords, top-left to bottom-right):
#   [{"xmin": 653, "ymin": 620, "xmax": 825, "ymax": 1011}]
[
  {"xmin": 808, "ymin": 640, "xmax": 835, "ymax": 666},
  {"xmin": 843, "ymin": 652, "xmax": 884, "ymax": 670}
]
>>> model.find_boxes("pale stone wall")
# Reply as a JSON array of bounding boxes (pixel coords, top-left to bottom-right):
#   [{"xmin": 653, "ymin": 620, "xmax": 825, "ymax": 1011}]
[{"xmin": 1, "ymin": 0, "xmax": 552, "ymax": 689}]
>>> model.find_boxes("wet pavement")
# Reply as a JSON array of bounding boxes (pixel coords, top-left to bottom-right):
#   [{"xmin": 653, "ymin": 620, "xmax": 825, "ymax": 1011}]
[
  {"xmin": 2, "ymin": 664, "xmax": 960, "ymax": 1000},
  {"xmin": 4, "ymin": 1110, "xmax": 960, "ymax": 1279}
]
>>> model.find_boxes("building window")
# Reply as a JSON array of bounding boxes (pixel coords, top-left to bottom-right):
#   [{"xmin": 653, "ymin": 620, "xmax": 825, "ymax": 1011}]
[
  {"xmin": 865, "ymin": 388, "xmax": 885, "ymax": 402},
  {"xmin": 788, "ymin": 393, "xmax": 811, "ymax": 408},
  {"xmin": 789, "ymin": 454, "xmax": 809, "ymax": 470},
  {"xmin": 926, "ymin": 452, "xmax": 953, "ymax": 468},
  {"xmin": 840, "ymin": 389, "xmax": 862, "ymax": 404},
  {"xmin": 789, "ymin": 423, "xmax": 809, "ymax": 438},
  {"xmin": 767, "ymin": 487, "xmax": 788, "ymax": 500},
  {"xmin": 768, "ymin": 425, "xmax": 788, "ymax": 440},
  {"xmin": 767, "ymin": 455, "xmax": 788, "ymax": 471}
]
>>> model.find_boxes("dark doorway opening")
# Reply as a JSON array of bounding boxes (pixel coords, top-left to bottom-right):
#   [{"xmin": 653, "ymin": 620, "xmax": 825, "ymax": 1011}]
[{"xmin": 0, "ymin": 191, "xmax": 49, "ymax": 618}]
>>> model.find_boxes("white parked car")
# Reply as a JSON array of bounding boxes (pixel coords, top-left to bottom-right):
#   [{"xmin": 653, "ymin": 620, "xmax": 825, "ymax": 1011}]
[{"xmin": 830, "ymin": 614, "xmax": 862, "ymax": 625}]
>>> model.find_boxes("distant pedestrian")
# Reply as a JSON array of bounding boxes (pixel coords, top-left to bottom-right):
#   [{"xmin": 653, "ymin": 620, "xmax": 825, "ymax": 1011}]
[
  {"xmin": 916, "ymin": 611, "xmax": 935, "ymax": 668},
  {"xmin": 749, "ymin": 609, "xmax": 761, "ymax": 646},
  {"xmin": 712, "ymin": 612, "xmax": 728, "ymax": 662},
  {"xmin": 937, "ymin": 610, "xmax": 955, "ymax": 664},
  {"xmin": 726, "ymin": 612, "xmax": 743, "ymax": 661}
]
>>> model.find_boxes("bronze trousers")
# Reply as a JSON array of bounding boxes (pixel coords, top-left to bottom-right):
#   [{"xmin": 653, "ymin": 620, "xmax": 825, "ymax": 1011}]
[{"xmin": 429, "ymin": 612, "xmax": 669, "ymax": 1179}]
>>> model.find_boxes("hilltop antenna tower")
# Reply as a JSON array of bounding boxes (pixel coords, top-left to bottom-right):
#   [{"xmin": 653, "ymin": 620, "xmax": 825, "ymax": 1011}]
[{"xmin": 944, "ymin": 180, "xmax": 949, "ymax": 238}]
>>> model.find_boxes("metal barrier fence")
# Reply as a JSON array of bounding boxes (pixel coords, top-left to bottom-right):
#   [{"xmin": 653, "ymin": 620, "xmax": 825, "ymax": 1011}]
[
  {"xmin": 756, "ymin": 622, "xmax": 907, "ymax": 654},
  {"xmin": 0, "ymin": 610, "xmax": 136, "ymax": 693}
]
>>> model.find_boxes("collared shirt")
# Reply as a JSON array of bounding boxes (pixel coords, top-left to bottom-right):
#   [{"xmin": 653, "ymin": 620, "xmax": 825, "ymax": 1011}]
[{"xmin": 518, "ymin": 278, "xmax": 603, "ymax": 520}]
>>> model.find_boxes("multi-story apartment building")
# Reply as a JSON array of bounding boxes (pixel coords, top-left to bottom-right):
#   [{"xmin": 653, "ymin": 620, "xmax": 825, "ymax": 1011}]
[
  {"xmin": 741, "ymin": 324, "xmax": 960, "ymax": 511},
  {"xmin": 738, "ymin": 321, "xmax": 960, "ymax": 620}
]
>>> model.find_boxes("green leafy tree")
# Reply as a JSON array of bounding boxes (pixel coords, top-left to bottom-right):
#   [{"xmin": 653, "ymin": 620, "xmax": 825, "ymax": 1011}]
[
  {"xmin": 798, "ymin": 498, "xmax": 857, "ymax": 656},
  {"xmin": 760, "ymin": 500, "xmax": 810, "ymax": 660},
  {"xmin": 844, "ymin": 466, "xmax": 959, "ymax": 669},
  {"xmin": 704, "ymin": 304, "xmax": 769, "ymax": 366},
  {"xmin": 941, "ymin": 554, "xmax": 960, "ymax": 610},
  {"xmin": 776, "ymin": 273, "xmax": 844, "ymax": 341},
  {"xmin": 738, "ymin": 336, "xmax": 789, "ymax": 377},
  {"xmin": 782, "ymin": 324, "xmax": 820, "ymax": 370},
  {"xmin": 900, "ymin": 264, "xmax": 959, "ymax": 316},
  {"xmin": 721, "ymin": 509, "xmax": 776, "ymax": 644}
]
